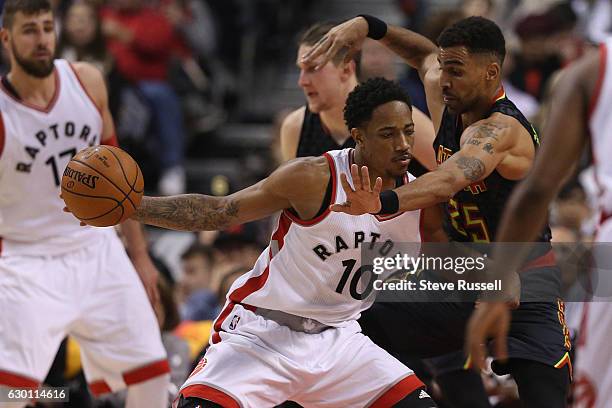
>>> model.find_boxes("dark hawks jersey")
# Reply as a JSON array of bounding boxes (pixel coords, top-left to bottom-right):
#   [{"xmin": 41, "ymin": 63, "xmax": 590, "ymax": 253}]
[
  {"xmin": 433, "ymin": 92, "xmax": 552, "ymax": 244},
  {"xmin": 296, "ymin": 106, "xmax": 355, "ymax": 157}
]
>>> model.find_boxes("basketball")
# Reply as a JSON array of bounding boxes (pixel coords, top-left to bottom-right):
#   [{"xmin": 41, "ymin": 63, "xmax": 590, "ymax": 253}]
[{"xmin": 61, "ymin": 146, "xmax": 144, "ymax": 227}]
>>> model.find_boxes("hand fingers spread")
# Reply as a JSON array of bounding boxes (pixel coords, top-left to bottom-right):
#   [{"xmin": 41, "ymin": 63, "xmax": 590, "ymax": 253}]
[
  {"xmin": 340, "ymin": 173, "xmax": 353, "ymax": 193},
  {"xmin": 302, "ymin": 35, "xmax": 331, "ymax": 65},
  {"xmin": 330, "ymin": 203, "xmax": 350, "ymax": 213},
  {"xmin": 361, "ymin": 166, "xmax": 371, "ymax": 192},
  {"xmin": 373, "ymin": 177, "xmax": 383, "ymax": 195},
  {"xmin": 350, "ymin": 164, "xmax": 360, "ymax": 190}
]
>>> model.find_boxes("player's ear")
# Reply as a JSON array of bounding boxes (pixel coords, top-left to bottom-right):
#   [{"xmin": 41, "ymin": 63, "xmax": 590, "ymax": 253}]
[
  {"xmin": 351, "ymin": 127, "xmax": 364, "ymax": 145},
  {"xmin": 341, "ymin": 60, "xmax": 356, "ymax": 81},
  {"xmin": 486, "ymin": 61, "xmax": 501, "ymax": 81},
  {"xmin": 0, "ymin": 28, "xmax": 9, "ymax": 49}
]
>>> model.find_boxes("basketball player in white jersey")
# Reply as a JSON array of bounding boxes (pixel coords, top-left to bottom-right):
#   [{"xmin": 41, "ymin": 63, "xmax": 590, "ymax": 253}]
[
  {"xmin": 282, "ymin": 22, "xmax": 437, "ymax": 175},
  {"xmin": 0, "ymin": 1, "xmax": 169, "ymax": 407},
  {"xmin": 130, "ymin": 78, "xmax": 440, "ymax": 407},
  {"xmin": 466, "ymin": 41, "xmax": 612, "ymax": 407}
]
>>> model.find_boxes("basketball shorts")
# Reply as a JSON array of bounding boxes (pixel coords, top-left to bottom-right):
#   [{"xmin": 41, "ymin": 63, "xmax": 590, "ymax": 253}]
[
  {"xmin": 176, "ymin": 303, "xmax": 425, "ymax": 408},
  {"xmin": 0, "ymin": 229, "xmax": 168, "ymax": 395}
]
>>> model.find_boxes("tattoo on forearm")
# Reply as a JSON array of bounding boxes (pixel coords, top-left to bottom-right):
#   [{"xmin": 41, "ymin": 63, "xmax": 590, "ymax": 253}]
[
  {"xmin": 456, "ymin": 156, "xmax": 485, "ymax": 182},
  {"xmin": 134, "ymin": 195, "xmax": 239, "ymax": 231},
  {"xmin": 482, "ymin": 143, "xmax": 494, "ymax": 154}
]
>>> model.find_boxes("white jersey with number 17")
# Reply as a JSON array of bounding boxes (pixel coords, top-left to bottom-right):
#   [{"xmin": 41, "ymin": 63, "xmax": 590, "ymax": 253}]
[{"xmin": 0, "ymin": 59, "xmax": 106, "ymax": 257}]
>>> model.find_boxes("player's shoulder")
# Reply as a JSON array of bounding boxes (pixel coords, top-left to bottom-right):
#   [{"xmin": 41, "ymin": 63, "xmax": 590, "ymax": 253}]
[
  {"xmin": 281, "ymin": 106, "xmax": 306, "ymax": 135},
  {"xmin": 68, "ymin": 62, "xmax": 106, "ymax": 105},
  {"xmin": 281, "ymin": 155, "xmax": 329, "ymax": 177}
]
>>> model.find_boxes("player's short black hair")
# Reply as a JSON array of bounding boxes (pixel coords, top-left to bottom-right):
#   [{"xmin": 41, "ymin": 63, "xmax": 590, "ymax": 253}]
[
  {"xmin": 344, "ymin": 77, "xmax": 412, "ymax": 130},
  {"xmin": 299, "ymin": 22, "xmax": 361, "ymax": 77},
  {"xmin": 2, "ymin": 0, "xmax": 52, "ymax": 28},
  {"xmin": 437, "ymin": 16, "xmax": 506, "ymax": 64}
]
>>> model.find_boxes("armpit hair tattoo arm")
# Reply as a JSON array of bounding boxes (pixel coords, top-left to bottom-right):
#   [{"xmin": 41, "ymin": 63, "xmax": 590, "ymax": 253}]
[{"xmin": 134, "ymin": 195, "xmax": 240, "ymax": 231}]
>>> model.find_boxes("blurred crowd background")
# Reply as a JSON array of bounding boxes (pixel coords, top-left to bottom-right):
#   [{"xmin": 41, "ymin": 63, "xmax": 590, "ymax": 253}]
[{"xmin": 17, "ymin": 0, "xmax": 611, "ymax": 406}]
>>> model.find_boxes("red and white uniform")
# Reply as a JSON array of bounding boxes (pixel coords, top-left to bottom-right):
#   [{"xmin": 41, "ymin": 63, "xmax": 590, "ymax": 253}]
[
  {"xmin": 574, "ymin": 38, "xmax": 612, "ymax": 408},
  {"xmin": 0, "ymin": 60, "xmax": 168, "ymax": 397},
  {"xmin": 178, "ymin": 148, "xmax": 425, "ymax": 407}
]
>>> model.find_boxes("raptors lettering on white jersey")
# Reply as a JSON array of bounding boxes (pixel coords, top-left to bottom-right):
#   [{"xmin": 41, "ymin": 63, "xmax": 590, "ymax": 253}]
[
  {"xmin": 215, "ymin": 148, "xmax": 422, "ymax": 333},
  {"xmin": 0, "ymin": 59, "xmax": 104, "ymax": 256}
]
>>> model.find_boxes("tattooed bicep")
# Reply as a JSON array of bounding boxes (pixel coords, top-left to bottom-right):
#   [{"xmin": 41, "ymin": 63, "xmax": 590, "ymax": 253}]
[{"xmin": 462, "ymin": 122, "xmax": 509, "ymax": 155}]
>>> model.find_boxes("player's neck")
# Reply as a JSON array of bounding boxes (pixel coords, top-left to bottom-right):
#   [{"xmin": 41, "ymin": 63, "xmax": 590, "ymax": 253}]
[
  {"xmin": 319, "ymin": 107, "xmax": 350, "ymax": 143},
  {"xmin": 353, "ymin": 148, "xmax": 396, "ymax": 191},
  {"xmin": 460, "ymin": 84, "xmax": 503, "ymax": 128},
  {"xmin": 7, "ymin": 66, "xmax": 56, "ymax": 107},
  {"xmin": 319, "ymin": 78, "xmax": 358, "ymax": 144}
]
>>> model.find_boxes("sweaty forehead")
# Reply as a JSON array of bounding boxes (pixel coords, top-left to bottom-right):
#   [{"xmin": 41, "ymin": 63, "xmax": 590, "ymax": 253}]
[{"xmin": 439, "ymin": 46, "xmax": 471, "ymax": 65}]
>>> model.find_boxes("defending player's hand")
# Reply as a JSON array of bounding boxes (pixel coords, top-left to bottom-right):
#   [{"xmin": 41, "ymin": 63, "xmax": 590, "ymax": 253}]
[
  {"xmin": 301, "ymin": 17, "xmax": 368, "ymax": 70},
  {"xmin": 330, "ymin": 164, "xmax": 383, "ymax": 215},
  {"xmin": 465, "ymin": 301, "xmax": 511, "ymax": 371}
]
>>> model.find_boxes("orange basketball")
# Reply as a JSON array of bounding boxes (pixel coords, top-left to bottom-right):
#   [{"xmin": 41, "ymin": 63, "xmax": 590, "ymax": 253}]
[{"xmin": 61, "ymin": 145, "xmax": 144, "ymax": 227}]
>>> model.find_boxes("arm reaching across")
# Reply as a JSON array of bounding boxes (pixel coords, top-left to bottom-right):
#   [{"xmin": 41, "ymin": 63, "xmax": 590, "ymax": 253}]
[
  {"xmin": 332, "ymin": 115, "xmax": 524, "ymax": 215},
  {"xmin": 133, "ymin": 157, "xmax": 331, "ymax": 231}
]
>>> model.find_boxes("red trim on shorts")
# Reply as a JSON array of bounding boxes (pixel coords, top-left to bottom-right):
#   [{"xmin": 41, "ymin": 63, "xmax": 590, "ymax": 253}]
[
  {"xmin": 211, "ymin": 301, "xmax": 237, "ymax": 344},
  {"xmin": 123, "ymin": 359, "xmax": 170, "ymax": 385},
  {"xmin": 101, "ymin": 133, "xmax": 119, "ymax": 147},
  {"xmin": 89, "ymin": 380, "xmax": 112, "ymax": 396},
  {"xmin": 0, "ymin": 237, "xmax": 3, "ymax": 256},
  {"xmin": 0, "ymin": 370, "xmax": 39, "ymax": 388},
  {"xmin": 369, "ymin": 374, "xmax": 425, "ymax": 408},
  {"xmin": 213, "ymin": 214, "xmax": 292, "ymax": 343},
  {"xmin": 0, "ymin": 70, "xmax": 60, "ymax": 113},
  {"xmin": 0, "ymin": 112, "xmax": 5, "ymax": 160},
  {"xmin": 588, "ymin": 43, "xmax": 607, "ymax": 120},
  {"xmin": 519, "ymin": 249, "xmax": 556, "ymax": 272},
  {"xmin": 180, "ymin": 384, "xmax": 240, "ymax": 408},
  {"xmin": 283, "ymin": 152, "xmax": 337, "ymax": 226},
  {"xmin": 68, "ymin": 62, "xmax": 103, "ymax": 118}
]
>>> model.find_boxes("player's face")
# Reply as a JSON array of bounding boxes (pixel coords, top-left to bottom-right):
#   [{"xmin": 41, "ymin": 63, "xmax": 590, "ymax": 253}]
[
  {"xmin": 296, "ymin": 44, "xmax": 348, "ymax": 113},
  {"xmin": 2, "ymin": 11, "xmax": 56, "ymax": 78},
  {"xmin": 438, "ymin": 46, "xmax": 493, "ymax": 114},
  {"xmin": 358, "ymin": 101, "xmax": 414, "ymax": 178}
]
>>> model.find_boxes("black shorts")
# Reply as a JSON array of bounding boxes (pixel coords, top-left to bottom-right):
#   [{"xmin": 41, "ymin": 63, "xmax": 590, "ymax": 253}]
[{"xmin": 359, "ymin": 268, "xmax": 571, "ymax": 370}]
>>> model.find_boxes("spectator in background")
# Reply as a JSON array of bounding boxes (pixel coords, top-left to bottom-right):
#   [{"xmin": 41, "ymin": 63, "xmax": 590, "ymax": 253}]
[
  {"xmin": 508, "ymin": 12, "xmax": 563, "ymax": 101},
  {"xmin": 178, "ymin": 243, "xmax": 219, "ymax": 321},
  {"xmin": 58, "ymin": 1, "xmax": 112, "ymax": 75},
  {"xmin": 100, "ymin": 0, "xmax": 186, "ymax": 195}
]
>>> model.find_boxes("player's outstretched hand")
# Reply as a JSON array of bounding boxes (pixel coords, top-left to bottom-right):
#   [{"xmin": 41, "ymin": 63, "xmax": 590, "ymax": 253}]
[
  {"xmin": 330, "ymin": 164, "xmax": 383, "ymax": 215},
  {"xmin": 301, "ymin": 17, "xmax": 369, "ymax": 70},
  {"xmin": 60, "ymin": 193, "xmax": 86, "ymax": 226},
  {"xmin": 465, "ymin": 301, "xmax": 511, "ymax": 371}
]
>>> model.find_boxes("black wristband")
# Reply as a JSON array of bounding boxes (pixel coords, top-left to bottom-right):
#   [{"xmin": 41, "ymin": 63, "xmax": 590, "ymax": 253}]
[
  {"xmin": 377, "ymin": 190, "xmax": 399, "ymax": 215},
  {"xmin": 358, "ymin": 14, "xmax": 388, "ymax": 40}
]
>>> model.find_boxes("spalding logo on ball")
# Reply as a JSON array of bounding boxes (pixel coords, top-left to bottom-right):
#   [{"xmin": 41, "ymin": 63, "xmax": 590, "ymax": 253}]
[{"xmin": 61, "ymin": 146, "xmax": 144, "ymax": 227}]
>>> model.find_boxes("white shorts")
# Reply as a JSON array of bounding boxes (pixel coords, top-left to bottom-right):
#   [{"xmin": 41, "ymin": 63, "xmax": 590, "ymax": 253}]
[
  {"xmin": 177, "ymin": 303, "xmax": 424, "ymax": 408},
  {"xmin": 0, "ymin": 230, "xmax": 168, "ymax": 395}
]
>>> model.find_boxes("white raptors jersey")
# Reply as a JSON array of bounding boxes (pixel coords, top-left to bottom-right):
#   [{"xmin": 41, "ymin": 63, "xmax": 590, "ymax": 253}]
[
  {"xmin": 0, "ymin": 59, "xmax": 107, "ymax": 256},
  {"xmin": 225, "ymin": 149, "xmax": 422, "ymax": 326},
  {"xmin": 589, "ymin": 38, "xmax": 612, "ymax": 222}
]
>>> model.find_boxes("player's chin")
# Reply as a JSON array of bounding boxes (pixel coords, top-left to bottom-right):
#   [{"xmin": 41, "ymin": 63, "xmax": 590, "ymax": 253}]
[{"xmin": 390, "ymin": 162, "xmax": 408, "ymax": 176}]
